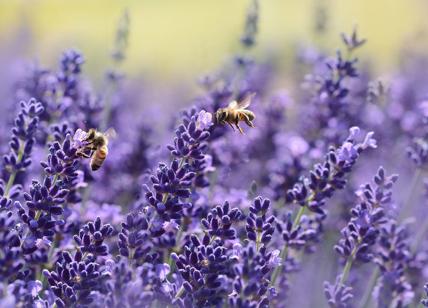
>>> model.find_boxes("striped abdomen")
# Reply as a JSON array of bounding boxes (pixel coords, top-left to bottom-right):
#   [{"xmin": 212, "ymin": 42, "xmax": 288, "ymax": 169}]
[
  {"xmin": 90, "ymin": 145, "xmax": 108, "ymax": 171},
  {"xmin": 238, "ymin": 110, "xmax": 255, "ymax": 127}
]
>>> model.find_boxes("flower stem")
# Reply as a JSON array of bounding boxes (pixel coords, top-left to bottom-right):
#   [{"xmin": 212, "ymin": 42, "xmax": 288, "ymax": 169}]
[
  {"xmin": 162, "ymin": 193, "xmax": 169, "ymax": 204},
  {"xmin": 411, "ymin": 218, "xmax": 428, "ymax": 253},
  {"xmin": 178, "ymin": 157, "xmax": 186, "ymax": 169},
  {"xmin": 4, "ymin": 172, "xmax": 17, "ymax": 198},
  {"xmin": 4, "ymin": 144, "xmax": 25, "ymax": 198},
  {"xmin": 293, "ymin": 206, "xmax": 306, "ymax": 229},
  {"xmin": 167, "ymin": 224, "xmax": 185, "ymax": 279},
  {"xmin": 167, "ymin": 227, "xmax": 183, "ymax": 265},
  {"xmin": 175, "ymin": 286, "xmax": 185, "ymax": 299},
  {"xmin": 19, "ymin": 230, "xmax": 29, "ymax": 249},
  {"xmin": 271, "ymin": 205, "xmax": 306, "ymax": 285},
  {"xmin": 399, "ymin": 168, "xmax": 422, "ymax": 220},
  {"xmin": 339, "ymin": 246, "xmax": 358, "ymax": 286},
  {"xmin": 100, "ymin": 78, "xmax": 117, "ymax": 132},
  {"xmin": 358, "ymin": 267, "xmax": 379, "ymax": 308},
  {"xmin": 256, "ymin": 231, "xmax": 262, "ymax": 252}
]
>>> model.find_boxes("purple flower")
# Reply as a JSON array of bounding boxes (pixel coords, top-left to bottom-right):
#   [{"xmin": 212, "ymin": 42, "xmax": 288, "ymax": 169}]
[
  {"xmin": 43, "ymin": 249, "xmax": 110, "ymax": 307},
  {"xmin": 341, "ymin": 27, "xmax": 367, "ymax": 52},
  {"xmin": 325, "ymin": 167, "xmax": 398, "ymax": 306},
  {"xmin": 196, "ymin": 110, "xmax": 213, "ymax": 130},
  {"xmin": 35, "ymin": 237, "xmax": 52, "ymax": 250},
  {"xmin": 72, "ymin": 128, "xmax": 88, "ymax": 148},
  {"xmin": 155, "ymin": 263, "xmax": 170, "ymax": 281},
  {"xmin": 2, "ymin": 5, "xmax": 428, "ymax": 307},
  {"xmin": 27, "ymin": 280, "xmax": 42, "ymax": 298},
  {"xmin": 1, "ymin": 99, "xmax": 43, "ymax": 206},
  {"xmin": 73, "ymin": 217, "xmax": 114, "ymax": 258},
  {"xmin": 324, "ymin": 276, "xmax": 353, "ymax": 308},
  {"xmin": 268, "ymin": 249, "xmax": 281, "ymax": 267},
  {"xmin": 287, "ymin": 135, "xmax": 310, "ymax": 157}
]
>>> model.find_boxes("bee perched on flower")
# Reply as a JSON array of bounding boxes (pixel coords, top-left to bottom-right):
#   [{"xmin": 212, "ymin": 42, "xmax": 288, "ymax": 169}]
[
  {"xmin": 73, "ymin": 128, "xmax": 116, "ymax": 171},
  {"xmin": 214, "ymin": 93, "xmax": 256, "ymax": 134}
]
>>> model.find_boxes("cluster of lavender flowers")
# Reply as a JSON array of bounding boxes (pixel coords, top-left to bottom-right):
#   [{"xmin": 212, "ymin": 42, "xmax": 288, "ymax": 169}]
[{"xmin": 3, "ymin": 2, "xmax": 428, "ymax": 308}]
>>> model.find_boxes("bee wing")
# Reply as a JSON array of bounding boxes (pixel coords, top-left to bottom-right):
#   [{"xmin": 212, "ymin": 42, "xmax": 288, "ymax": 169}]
[
  {"xmin": 237, "ymin": 92, "xmax": 256, "ymax": 109},
  {"xmin": 227, "ymin": 100, "xmax": 238, "ymax": 109},
  {"xmin": 104, "ymin": 128, "xmax": 117, "ymax": 140}
]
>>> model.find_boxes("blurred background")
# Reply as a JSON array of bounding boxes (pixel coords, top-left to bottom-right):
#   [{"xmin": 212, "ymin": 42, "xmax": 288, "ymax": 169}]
[{"xmin": 1, "ymin": 0, "xmax": 428, "ymax": 86}]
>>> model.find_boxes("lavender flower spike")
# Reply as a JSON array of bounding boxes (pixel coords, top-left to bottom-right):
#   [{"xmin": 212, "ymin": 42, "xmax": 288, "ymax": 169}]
[
  {"xmin": 272, "ymin": 127, "xmax": 377, "ymax": 285},
  {"xmin": 2, "ymin": 98, "xmax": 44, "ymax": 201},
  {"xmin": 325, "ymin": 167, "xmax": 398, "ymax": 307}
]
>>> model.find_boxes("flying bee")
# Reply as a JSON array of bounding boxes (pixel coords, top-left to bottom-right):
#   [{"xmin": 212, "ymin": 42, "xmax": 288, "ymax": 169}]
[
  {"xmin": 214, "ymin": 93, "xmax": 256, "ymax": 134},
  {"xmin": 75, "ymin": 128, "xmax": 116, "ymax": 171}
]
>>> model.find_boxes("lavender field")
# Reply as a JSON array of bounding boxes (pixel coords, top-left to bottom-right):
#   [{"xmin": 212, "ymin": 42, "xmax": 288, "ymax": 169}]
[{"xmin": 2, "ymin": 1, "xmax": 428, "ymax": 307}]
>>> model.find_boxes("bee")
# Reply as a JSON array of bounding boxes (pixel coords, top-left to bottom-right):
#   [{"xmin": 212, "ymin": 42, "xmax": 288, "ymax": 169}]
[
  {"xmin": 214, "ymin": 93, "xmax": 256, "ymax": 134},
  {"xmin": 76, "ymin": 128, "xmax": 116, "ymax": 171}
]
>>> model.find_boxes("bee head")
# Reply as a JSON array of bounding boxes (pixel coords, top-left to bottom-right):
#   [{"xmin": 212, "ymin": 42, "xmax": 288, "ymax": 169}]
[
  {"xmin": 215, "ymin": 108, "xmax": 227, "ymax": 124},
  {"xmin": 93, "ymin": 135, "xmax": 107, "ymax": 147},
  {"xmin": 85, "ymin": 129, "xmax": 96, "ymax": 141}
]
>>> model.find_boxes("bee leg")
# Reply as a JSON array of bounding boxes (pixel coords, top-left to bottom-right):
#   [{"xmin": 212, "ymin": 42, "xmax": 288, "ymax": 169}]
[
  {"xmin": 227, "ymin": 122, "xmax": 236, "ymax": 131},
  {"xmin": 77, "ymin": 146, "xmax": 95, "ymax": 158},
  {"xmin": 77, "ymin": 151, "xmax": 92, "ymax": 158},
  {"xmin": 246, "ymin": 120, "xmax": 255, "ymax": 128},
  {"xmin": 236, "ymin": 124, "xmax": 244, "ymax": 134},
  {"xmin": 242, "ymin": 114, "xmax": 255, "ymax": 128},
  {"xmin": 233, "ymin": 118, "xmax": 244, "ymax": 134}
]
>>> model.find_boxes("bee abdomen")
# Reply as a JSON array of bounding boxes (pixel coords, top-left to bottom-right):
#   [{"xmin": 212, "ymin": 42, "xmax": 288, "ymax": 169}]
[
  {"xmin": 90, "ymin": 159, "xmax": 101, "ymax": 171},
  {"xmin": 241, "ymin": 110, "xmax": 255, "ymax": 120},
  {"xmin": 90, "ymin": 146, "xmax": 108, "ymax": 171},
  {"xmin": 98, "ymin": 145, "xmax": 108, "ymax": 158}
]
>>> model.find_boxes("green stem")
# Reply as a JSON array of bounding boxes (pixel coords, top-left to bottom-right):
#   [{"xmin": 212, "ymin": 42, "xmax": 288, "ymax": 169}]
[
  {"xmin": 19, "ymin": 230, "xmax": 29, "ymax": 249},
  {"xmin": 47, "ymin": 236, "xmax": 59, "ymax": 260},
  {"xmin": 162, "ymin": 193, "xmax": 169, "ymax": 204},
  {"xmin": 100, "ymin": 77, "xmax": 117, "ymax": 132},
  {"xmin": 399, "ymin": 168, "xmax": 422, "ymax": 220},
  {"xmin": 52, "ymin": 174, "xmax": 59, "ymax": 186},
  {"xmin": 256, "ymin": 231, "xmax": 262, "ymax": 252},
  {"xmin": 358, "ymin": 267, "xmax": 380, "ymax": 308},
  {"xmin": 271, "ymin": 205, "xmax": 306, "ymax": 285},
  {"xmin": 4, "ymin": 172, "xmax": 18, "ymax": 198},
  {"xmin": 37, "ymin": 267, "xmax": 45, "ymax": 284},
  {"xmin": 178, "ymin": 157, "xmax": 186, "ymax": 169},
  {"xmin": 128, "ymin": 248, "xmax": 136, "ymax": 268},
  {"xmin": 4, "ymin": 144, "xmax": 25, "ymax": 198},
  {"xmin": 175, "ymin": 286, "xmax": 185, "ymax": 299},
  {"xmin": 167, "ymin": 225, "xmax": 185, "ymax": 277},
  {"xmin": 293, "ymin": 206, "xmax": 306, "ymax": 228},
  {"xmin": 82, "ymin": 251, "xmax": 89, "ymax": 260},
  {"xmin": 411, "ymin": 218, "xmax": 428, "ymax": 253},
  {"xmin": 167, "ymin": 227, "xmax": 183, "ymax": 264},
  {"xmin": 339, "ymin": 250, "xmax": 356, "ymax": 285}
]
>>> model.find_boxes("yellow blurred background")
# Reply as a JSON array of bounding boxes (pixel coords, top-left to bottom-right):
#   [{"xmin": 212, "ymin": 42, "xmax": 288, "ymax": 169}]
[{"xmin": 0, "ymin": 0, "xmax": 428, "ymax": 82}]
